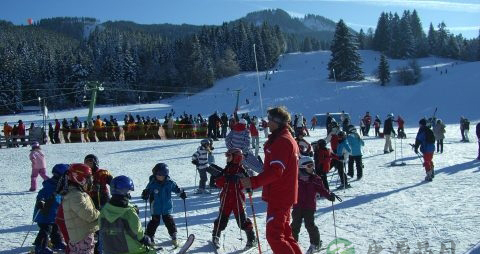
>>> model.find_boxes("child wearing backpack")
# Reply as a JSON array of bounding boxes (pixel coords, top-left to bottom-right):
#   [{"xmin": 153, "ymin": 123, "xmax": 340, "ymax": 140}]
[
  {"xmin": 414, "ymin": 118, "xmax": 436, "ymax": 181},
  {"xmin": 32, "ymin": 164, "xmax": 69, "ymax": 254},
  {"xmin": 141, "ymin": 163, "xmax": 187, "ymax": 247}
]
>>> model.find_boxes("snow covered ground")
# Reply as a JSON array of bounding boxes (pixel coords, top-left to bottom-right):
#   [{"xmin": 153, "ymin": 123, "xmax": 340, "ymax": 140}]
[
  {"xmin": 0, "ymin": 125, "xmax": 479, "ymax": 253},
  {"xmin": 0, "ymin": 50, "xmax": 479, "ymax": 253}
]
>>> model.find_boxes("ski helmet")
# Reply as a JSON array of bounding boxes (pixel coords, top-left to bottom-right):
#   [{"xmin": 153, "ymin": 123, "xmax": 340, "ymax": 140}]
[
  {"xmin": 52, "ymin": 164, "xmax": 69, "ymax": 177},
  {"xmin": 84, "ymin": 154, "xmax": 99, "ymax": 170},
  {"xmin": 200, "ymin": 139, "xmax": 209, "ymax": 146},
  {"xmin": 30, "ymin": 141, "xmax": 40, "ymax": 150},
  {"xmin": 419, "ymin": 118, "xmax": 427, "ymax": 126},
  {"xmin": 225, "ymin": 148, "xmax": 244, "ymax": 164},
  {"xmin": 387, "ymin": 113, "xmax": 394, "ymax": 118},
  {"xmin": 110, "ymin": 175, "xmax": 134, "ymax": 196},
  {"xmin": 153, "ymin": 163, "xmax": 169, "ymax": 176},
  {"xmin": 318, "ymin": 139, "xmax": 327, "ymax": 148},
  {"xmin": 298, "ymin": 156, "xmax": 314, "ymax": 169},
  {"xmin": 67, "ymin": 163, "xmax": 92, "ymax": 187}
]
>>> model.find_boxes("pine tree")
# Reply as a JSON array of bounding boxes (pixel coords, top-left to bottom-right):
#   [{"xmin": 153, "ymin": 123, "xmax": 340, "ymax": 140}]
[
  {"xmin": 373, "ymin": 13, "xmax": 390, "ymax": 52},
  {"xmin": 327, "ymin": 19, "xmax": 364, "ymax": 81},
  {"xmin": 357, "ymin": 29, "xmax": 365, "ymax": 50},
  {"xmin": 477, "ymin": 29, "xmax": 480, "ymax": 60},
  {"xmin": 377, "ymin": 54, "xmax": 390, "ymax": 86},
  {"xmin": 302, "ymin": 37, "xmax": 312, "ymax": 52},
  {"xmin": 427, "ymin": 23, "xmax": 436, "ymax": 54},
  {"xmin": 399, "ymin": 11, "xmax": 415, "ymax": 58}
]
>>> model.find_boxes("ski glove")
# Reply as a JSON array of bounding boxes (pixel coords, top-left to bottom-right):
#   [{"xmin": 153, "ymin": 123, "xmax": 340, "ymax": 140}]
[
  {"xmin": 132, "ymin": 205, "xmax": 140, "ymax": 215},
  {"xmin": 327, "ymin": 193, "xmax": 337, "ymax": 202},
  {"xmin": 35, "ymin": 200, "xmax": 45, "ymax": 210},
  {"xmin": 191, "ymin": 160, "xmax": 199, "ymax": 166},
  {"xmin": 141, "ymin": 189, "xmax": 149, "ymax": 201},
  {"xmin": 180, "ymin": 191, "xmax": 187, "ymax": 200},
  {"xmin": 414, "ymin": 147, "xmax": 419, "ymax": 154}
]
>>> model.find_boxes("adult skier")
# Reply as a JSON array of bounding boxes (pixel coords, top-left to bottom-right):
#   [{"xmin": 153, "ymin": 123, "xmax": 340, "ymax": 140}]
[{"xmin": 383, "ymin": 113, "xmax": 396, "ymax": 154}]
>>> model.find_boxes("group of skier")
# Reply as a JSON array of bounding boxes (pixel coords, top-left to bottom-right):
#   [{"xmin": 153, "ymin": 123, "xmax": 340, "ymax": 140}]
[{"xmin": 25, "ymin": 105, "xmax": 480, "ymax": 254}]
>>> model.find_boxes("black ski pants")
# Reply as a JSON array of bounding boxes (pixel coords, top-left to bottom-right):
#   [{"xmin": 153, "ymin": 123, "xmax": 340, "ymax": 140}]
[
  {"xmin": 290, "ymin": 207, "xmax": 321, "ymax": 246},
  {"xmin": 146, "ymin": 214, "xmax": 177, "ymax": 239},
  {"xmin": 212, "ymin": 205, "xmax": 253, "ymax": 238},
  {"xmin": 333, "ymin": 159, "xmax": 348, "ymax": 186},
  {"xmin": 348, "ymin": 155, "xmax": 363, "ymax": 179},
  {"xmin": 365, "ymin": 125, "xmax": 370, "ymax": 136},
  {"xmin": 436, "ymin": 139, "xmax": 444, "ymax": 153},
  {"xmin": 34, "ymin": 223, "xmax": 63, "ymax": 248}
]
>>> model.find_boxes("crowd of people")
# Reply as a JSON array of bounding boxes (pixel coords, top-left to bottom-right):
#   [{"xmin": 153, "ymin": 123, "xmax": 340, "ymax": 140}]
[{"xmin": 18, "ymin": 106, "xmax": 480, "ymax": 253}]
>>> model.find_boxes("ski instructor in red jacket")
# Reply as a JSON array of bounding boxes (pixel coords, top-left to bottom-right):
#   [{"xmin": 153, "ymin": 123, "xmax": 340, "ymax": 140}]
[{"xmin": 240, "ymin": 106, "xmax": 302, "ymax": 254}]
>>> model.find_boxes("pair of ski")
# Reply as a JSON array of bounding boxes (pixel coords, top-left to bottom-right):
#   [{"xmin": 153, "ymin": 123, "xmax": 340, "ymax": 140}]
[{"xmin": 154, "ymin": 234, "xmax": 195, "ymax": 254}]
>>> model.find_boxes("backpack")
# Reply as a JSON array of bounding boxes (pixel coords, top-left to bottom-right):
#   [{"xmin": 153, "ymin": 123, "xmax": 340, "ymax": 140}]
[{"xmin": 425, "ymin": 128, "xmax": 435, "ymax": 144}]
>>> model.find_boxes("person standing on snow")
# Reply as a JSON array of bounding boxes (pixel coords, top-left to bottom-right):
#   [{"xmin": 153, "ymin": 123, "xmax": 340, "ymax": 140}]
[
  {"xmin": 310, "ymin": 116, "xmax": 317, "ymax": 131},
  {"xmin": 414, "ymin": 119, "xmax": 436, "ymax": 181},
  {"xmin": 397, "ymin": 115, "xmax": 406, "ymax": 139},
  {"xmin": 99, "ymin": 175, "xmax": 157, "ymax": 253},
  {"xmin": 334, "ymin": 131, "xmax": 352, "ymax": 189},
  {"xmin": 226, "ymin": 119, "xmax": 263, "ymax": 173},
  {"xmin": 29, "ymin": 142, "xmax": 49, "ymax": 191},
  {"xmin": 374, "ymin": 115, "xmax": 381, "ymax": 137},
  {"xmin": 240, "ymin": 106, "xmax": 302, "ymax": 254},
  {"xmin": 363, "ymin": 112, "xmax": 372, "ymax": 136},
  {"xmin": 141, "ymin": 163, "xmax": 186, "ymax": 248},
  {"xmin": 476, "ymin": 122, "xmax": 480, "ymax": 160},
  {"xmin": 192, "ymin": 139, "xmax": 212, "ymax": 194},
  {"xmin": 32, "ymin": 164, "xmax": 69, "ymax": 253},
  {"xmin": 261, "ymin": 118, "xmax": 269, "ymax": 138},
  {"xmin": 433, "ymin": 119, "xmax": 446, "ymax": 153},
  {"xmin": 63, "ymin": 163, "xmax": 100, "ymax": 253},
  {"xmin": 383, "ymin": 113, "xmax": 396, "ymax": 154},
  {"xmin": 291, "ymin": 156, "xmax": 337, "ymax": 253},
  {"xmin": 347, "ymin": 126, "xmax": 364, "ymax": 180},
  {"xmin": 211, "ymin": 148, "xmax": 256, "ymax": 250},
  {"xmin": 249, "ymin": 117, "xmax": 260, "ymax": 157}
]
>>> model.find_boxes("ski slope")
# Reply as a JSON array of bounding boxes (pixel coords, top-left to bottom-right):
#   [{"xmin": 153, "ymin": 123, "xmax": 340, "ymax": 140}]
[{"xmin": 0, "ymin": 51, "xmax": 479, "ymax": 253}]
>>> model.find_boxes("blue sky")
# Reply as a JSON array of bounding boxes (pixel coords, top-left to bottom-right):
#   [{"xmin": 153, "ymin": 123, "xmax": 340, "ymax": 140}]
[{"xmin": 1, "ymin": 0, "xmax": 479, "ymax": 38}]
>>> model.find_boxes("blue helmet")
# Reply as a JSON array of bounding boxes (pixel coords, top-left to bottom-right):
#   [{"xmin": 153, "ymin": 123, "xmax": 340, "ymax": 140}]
[
  {"xmin": 110, "ymin": 175, "xmax": 134, "ymax": 196},
  {"xmin": 52, "ymin": 164, "xmax": 69, "ymax": 176},
  {"xmin": 153, "ymin": 163, "xmax": 169, "ymax": 176}
]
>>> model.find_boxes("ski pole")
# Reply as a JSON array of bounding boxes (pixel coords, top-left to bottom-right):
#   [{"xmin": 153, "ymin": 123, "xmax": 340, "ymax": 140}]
[
  {"xmin": 331, "ymin": 195, "xmax": 342, "ymax": 253},
  {"xmin": 183, "ymin": 198, "xmax": 189, "ymax": 237},
  {"xmin": 214, "ymin": 181, "xmax": 229, "ymax": 242},
  {"xmin": 234, "ymin": 183, "xmax": 243, "ymax": 243},
  {"xmin": 21, "ymin": 210, "xmax": 41, "ymax": 248},
  {"xmin": 247, "ymin": 189, "xmax": 262, "ymax": 254}
]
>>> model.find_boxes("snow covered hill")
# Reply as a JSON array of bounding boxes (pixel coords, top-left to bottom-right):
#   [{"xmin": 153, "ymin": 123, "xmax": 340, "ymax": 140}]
[
  {"xmin": 0, "ymin": 51, "xmax": 479, "ymax": 253},
  {"xmin": 2, "ymin": 50, "xmax": 477, "ymax": 126}
]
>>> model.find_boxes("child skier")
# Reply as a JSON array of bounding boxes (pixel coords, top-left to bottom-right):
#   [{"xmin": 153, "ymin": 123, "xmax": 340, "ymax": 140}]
[
  {"xmin": 29, "ymin": 142, "xmax": 49, "ymax": 191},
  {"xmin": 347, "ymin": 126, "xmax": 365, "ymax": 180},
  {"xmin": 99, "ymin": 175, "xmax": 156, "ymax": 253},
  {"xmin": 192, "ymin": 139, "xmax": 211, "ymax": 194},
  {"xmin": 291, "ymin": 156, "xmax": 337, "ymax": 254},
  {"xmin": 84, "ymin": 154, "xmax": 113, "ymax": 210},
  {"xmin": 334, "ymin": 131, "xmax": 352, "ymax": 189},
  {"xmin": 62, "ymin": 163, "xmax": 100, "ymax": 253},
  {"xmin": 314, "ymin": 139, "xmax": 338, "ymax": 190},
  {"xmin": 141, "ymin": 163, "xmax": 187, "ymax": 247},
  {"xmin": 414, "ymin": 119, "xmax": 436, "ymax": 181},
  {"xmin": 32, "ymin": 164, "xmax": 69, "ymax": 254},
  {"xmin": 211, "ymin": 148, "xmax": 256, "ymax": 249}
]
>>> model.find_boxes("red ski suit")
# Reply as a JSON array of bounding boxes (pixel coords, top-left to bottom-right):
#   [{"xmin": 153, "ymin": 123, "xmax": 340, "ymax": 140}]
[
  {"xmin": 315, "ymin": 147, "xmax": 338, "ymax": 174},
  {"xmin": 250, "ymin": 127, "xmax": 302, "ymax": 254}
]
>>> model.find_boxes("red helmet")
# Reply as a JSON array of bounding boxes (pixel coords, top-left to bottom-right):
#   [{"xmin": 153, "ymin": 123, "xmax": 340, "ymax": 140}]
[
  {"xmin": 225, "ymin": 148, "xmax": 244, "ymax": 164},
  {"xmin": 68, "ymin": 163, "xmax": 93, "ymax": 187}
]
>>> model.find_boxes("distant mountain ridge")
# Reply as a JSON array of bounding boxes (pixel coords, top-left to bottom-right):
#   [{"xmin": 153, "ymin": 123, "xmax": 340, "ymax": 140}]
[{"xmin": 30, "ymin": 8, "xmax": 341, "ymax": 42}]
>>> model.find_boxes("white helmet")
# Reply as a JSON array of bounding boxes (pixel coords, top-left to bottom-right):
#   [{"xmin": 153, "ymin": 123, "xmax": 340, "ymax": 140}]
[{"xmin": 298, "ymin": 156, "xmax": 314, "ymax": 168}]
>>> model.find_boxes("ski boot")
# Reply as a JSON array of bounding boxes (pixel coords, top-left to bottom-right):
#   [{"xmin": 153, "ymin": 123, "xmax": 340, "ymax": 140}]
[
  {"xmin": 171, "ymin": 233, "xmax": 179, "ymax": 248},
  {"xmin": 425, "ymin": 170, "xmax": 433, "ymax": 182},
  {"xmin": 245, "ymin": 230, "xmax": 256, "ymax": 248},
  {"xmin": 306, "ymin": 241, "xmax": 322, "ymax": 254},
  {"xmin": 212, "ymin": 236, "xmax": 220, "ymax": 249}
]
